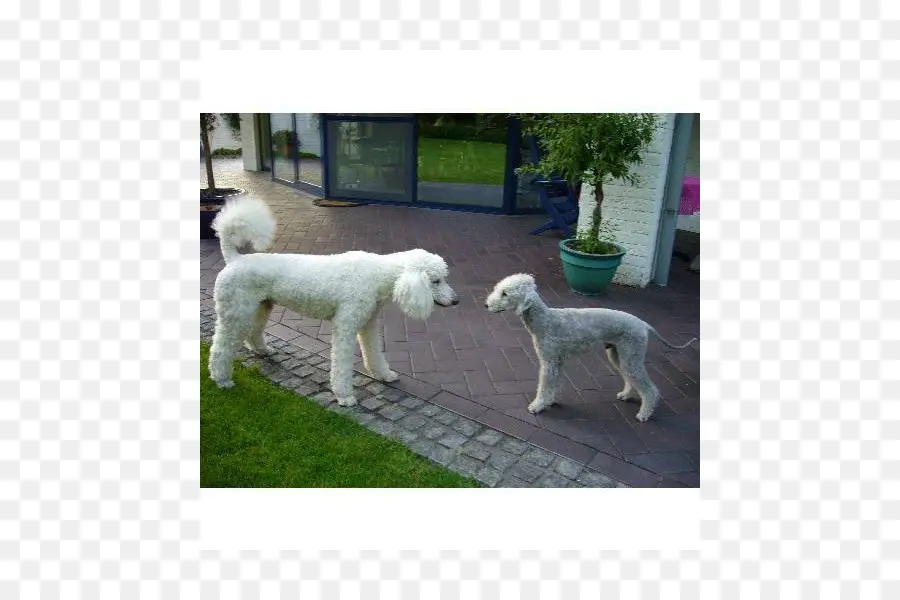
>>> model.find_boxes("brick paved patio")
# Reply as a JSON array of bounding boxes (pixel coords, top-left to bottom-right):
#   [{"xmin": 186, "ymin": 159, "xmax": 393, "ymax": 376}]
[{"xmin": 202, "ymin": 159, "xmax": 700, "ymax": 487}]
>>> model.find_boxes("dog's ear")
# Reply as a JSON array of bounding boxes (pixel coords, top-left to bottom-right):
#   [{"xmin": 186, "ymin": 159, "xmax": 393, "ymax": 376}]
[
  {"xmin": 393, "ymin": 269, "xmax": 434, "ymax": 320},
  {"xmin": 513, "ymin": 286, "xmax": 535, "ymax": 316},
  {"xmin": 514, "ymin": 294, "xmax": 533, "ymax": 316}
]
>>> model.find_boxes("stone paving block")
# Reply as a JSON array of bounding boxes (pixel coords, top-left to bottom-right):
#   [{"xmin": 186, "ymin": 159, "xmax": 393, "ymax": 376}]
[
  {"xmin": 418, "ymin": 404, "xmax": 441, "ymax": 417},
  {"xmin": 291, "ymin": 380, "xmax": 321, "ymax": 397},
  {"xmin": 577, "ymin": 469, "xmax": 619, "ymax": 488},
  {"xmin": 451, "ymin": 419, "xmax": 479, "ymax": 437},
  {"xmin": 475, "ymin": 466, "xmax": 503, "ymax": 487},
  {"xmin": 499, "ymin": 438, "xmax": 531, "ymax": 456},
  {"xmin": 281, "ymin": 358, "xmax": 304, "ymax": 370},
  {"xmin": 352, "ymin": 412, "xmax": 378, "ymax": 427},
  {"xmin": 370, "ymin": 419, "xmax": 396, "ymax": 437},
  {"xmin": 450, "ymin": 455, "xmax": 484, "ymax": 479},
  {"xmin": 474, "ymin": 429, "xmax": 505, "ymax": 446},
  {"xmin": 291, "ymin": 365, "xmax": 315, "ymax": 378},
  {"xmin": 380, "ymin": 388, "xmax": 406, "ymax": 402},
  {"xmin": 536, "ymin": 473, "xmax": 571, "ymax": 488},
  {"xmin": 423, "ymin": 425, "xmax": 446, "ymax": 440},
  {"xmin": 277, "ymin": 377, "xmax": 301, "ymax": 390},
  {"xmin": 308, "ymin": 369, "xmax": 330, "ymax": 384},
  {"xmin": 554, "ymin": 457, "xmax": 585, "ymax": 480},
  {"xmin": 359, "ymin": 396, "xmax": 386, "ymax": 411},
  {"xmin": 259, "ymin": 362, "xmax": 278, "ymax": 376},
  {"xmin": 398, "ymin": 414, "xmax": 428, "ymax": 431},
  {"xmin": 499, "ymin": 475, "xmax": 534, "ymax": 488},
  {"xmin": 488, "ymin": 449, "xmax": 518, "ymax": 472},
  {"xmin": 268, "ymin": 370, "xmax": 291, "ymax": 383},
  {"xmin": 388, "ymin": 428, "xmax": 419, "ymax": 446},
  {"xmin": 409, "ymin": 439, "xmax": 436, "ymax": 458},
  {"xmin": 428, "ymin": 444, "xmax": 457, "ymax": 466},
  {"xmin": 353, "ymin": 374, "xmax": 373, "ymax": 387},
  {"xmin": 438, "ymin": 431, "xmax": 469, "ymax": 449},
  {"xmin": 522, "ymin": 447, "xmax": 556, "ymax": 468},
  {"xmin": 508, "ymin": 459, "xmax": 545, "ymax": 483},
  {"xmin": 311, "ymin": 391, "xmax": 334, "ymax": 406},
  {"xmin": 435, "ymin": 411, "xmax": 458, "ymax": 426},
  {"xmin": 379, "ymin": 404, "xmax": 408, "ymax": 422},
  {"xmin": 365, "ymin": 381, "xmax": 387, "ymax": 395},
  {"xmin": 399, "ymin": 396, "xmax": 424, "ymax": 410},
  {"xmin": 460, "ymin": 441, "xmax": 491, "ymax": 462}
]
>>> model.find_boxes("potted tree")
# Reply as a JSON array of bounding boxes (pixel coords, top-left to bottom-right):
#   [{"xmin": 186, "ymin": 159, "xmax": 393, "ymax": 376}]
[
  {"xmin": 519, "ymin": 113, "xmax": 660, "ymax": 295},
  {"xmin": 201, "ymin": 113, "xmax": 246, "ymax": 239}
]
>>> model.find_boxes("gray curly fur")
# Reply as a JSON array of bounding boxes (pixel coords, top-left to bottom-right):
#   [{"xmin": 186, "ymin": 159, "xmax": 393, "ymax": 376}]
[{"xmin": 485, "ymin": 273, "xmax": 697, "ymax": 422}]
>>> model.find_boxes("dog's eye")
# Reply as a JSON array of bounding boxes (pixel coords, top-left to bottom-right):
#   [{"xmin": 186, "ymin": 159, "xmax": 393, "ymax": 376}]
[
  {"xmin": 432, "ymin": 279, "xmax": 440, "ymax": 284},
  {"xmin": 501, "ymin": 291, "xmax": 507, "ymax": 296}
]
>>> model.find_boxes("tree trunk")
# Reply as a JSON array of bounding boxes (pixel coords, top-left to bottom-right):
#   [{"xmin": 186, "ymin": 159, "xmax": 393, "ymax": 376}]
[
  {"xmin": 200, "ymin": 114, "xmax": 216, "ymax": 192},
  {"xmin": 588, "ymin": 182, "xmax": 604, "ymax": 240}
]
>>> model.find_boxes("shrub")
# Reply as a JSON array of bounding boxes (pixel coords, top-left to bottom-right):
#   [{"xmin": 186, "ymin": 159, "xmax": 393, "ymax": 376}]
[
  {"xmin": 212, "ymin": 147, "xmax": 242, "ymax": 157},
  {"xmin": 517, "ymin": 113, "xmax": 660, "ymax": 255}
]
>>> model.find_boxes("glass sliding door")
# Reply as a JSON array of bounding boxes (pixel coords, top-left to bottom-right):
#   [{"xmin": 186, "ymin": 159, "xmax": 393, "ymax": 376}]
[
  {"xmin": 269, "ymin": 113, "xmax": 297, "ymax": 183},
  {"xmin": 294, "ymin": 113, "xmax": 323, "ymax": 188},
  {"xmin": 324, "ymin": 115, "xmax": 415, "ymax": 202},
  {"xmin": 415, "ymin": 113, "xmax": 508, "ymax": 209}
]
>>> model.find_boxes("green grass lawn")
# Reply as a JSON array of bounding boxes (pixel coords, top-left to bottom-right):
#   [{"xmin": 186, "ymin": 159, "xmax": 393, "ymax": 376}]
[
  {"xmin": 417, "ymin": 137, "xmax": 506, "ymax": 186},
  {"xmin": 200, "ymin": 343, "xmax": 479, "ymax": 488}
]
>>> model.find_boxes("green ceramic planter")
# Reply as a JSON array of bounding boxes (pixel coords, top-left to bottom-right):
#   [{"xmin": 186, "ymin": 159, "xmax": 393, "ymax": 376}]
[{"xmin": 558, "ymin": 239, "xmax": 626, "ymax": 295}]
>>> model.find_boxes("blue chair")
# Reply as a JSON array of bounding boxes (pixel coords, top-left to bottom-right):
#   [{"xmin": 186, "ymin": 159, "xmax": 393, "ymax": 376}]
[{"xmin": 525, "ymin": 136, "xmax": 580, "ymax": 238}]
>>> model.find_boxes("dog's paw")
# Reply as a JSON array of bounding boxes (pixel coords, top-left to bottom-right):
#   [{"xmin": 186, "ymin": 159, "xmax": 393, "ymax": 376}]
[
  {"xmin": 616, "ymin": 390, "xmax": 634, "ymax": 402},
  {"xmin": 635, "ymin": 410, "xmax": 652, "ymax": 422},
  {"xmin": 336, "ymin": 396, "xmax": 358, "ymax": 407},
  {"xmin": 377, "ymin": 370, "xmax": 400, "ymax": 383},
  {"xmin": 527, "ymin": 400, "xmax": 548, "ymax": 414},
  {"xmin": 216, "ymin": 380, "xmax": 234, "ymax": 389},
  {"xmin": 244, "ymin": 342, "xmax": 273, "ymax": 355}
]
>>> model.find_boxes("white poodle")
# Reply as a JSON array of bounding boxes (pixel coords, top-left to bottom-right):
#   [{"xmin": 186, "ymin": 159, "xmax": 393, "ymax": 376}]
[
  {"xmin": 485, "ymin": 273, "xmax": 697, "ymax": 422},
  {"xmin": 208, "ymin": 196, "xmax": 459, "ymax": 406}
]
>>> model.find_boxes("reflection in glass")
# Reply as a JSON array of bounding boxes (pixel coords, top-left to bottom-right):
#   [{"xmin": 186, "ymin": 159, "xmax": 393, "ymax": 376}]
[
  {"xmin": 326, "ymin": 120, "xmax": 413, "ymax": 201},
  {"xmin": 294, "ymin": 113, "xmax": 322, "ymax": 187},
  {"xmin": 415, "ymin": 114, "xmax": 507, "ymax": 208},
  {"xmin": 270, "ymin": 113, "xmax": 296, "ymax": 182}
]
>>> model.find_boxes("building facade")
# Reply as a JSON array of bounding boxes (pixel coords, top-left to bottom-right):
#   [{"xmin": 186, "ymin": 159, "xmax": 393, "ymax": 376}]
[{"xmin": 234, "ymin": 113, "xmax": 700, "ymax": 287}]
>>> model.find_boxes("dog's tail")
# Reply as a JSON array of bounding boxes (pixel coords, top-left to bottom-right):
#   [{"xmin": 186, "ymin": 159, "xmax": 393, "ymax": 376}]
[
  {"xmin": 647, "ymin": 326, "xmax": 697, "ymax": 350},
  {"xmin": 211, "ymin": 196, "xmax": 277, "ymax": 263}
]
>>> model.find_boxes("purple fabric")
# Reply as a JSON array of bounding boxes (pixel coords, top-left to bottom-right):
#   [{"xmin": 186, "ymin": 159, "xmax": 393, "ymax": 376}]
[{"xmin": 679, "ymin": 176, "xmax": 700, "ymax": 215}]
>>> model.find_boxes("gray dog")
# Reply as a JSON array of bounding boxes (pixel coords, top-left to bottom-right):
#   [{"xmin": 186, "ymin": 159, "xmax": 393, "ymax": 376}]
[{"xmin": 485, "ymin": 273, "xmax": 697, "ymax": 422}]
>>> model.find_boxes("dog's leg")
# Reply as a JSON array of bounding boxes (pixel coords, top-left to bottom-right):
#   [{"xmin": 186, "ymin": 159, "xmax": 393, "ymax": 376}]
[
  {"xmin": 616, "ymin": 345, "xmax": 660, "ymax": 422},
  {"xmin": 605, "ymin": 344, "xmax": 638, "ymax": 402},
  {"xmin": 357, "ymin": 309, "xmax": 398, "ymax": 383},
  {"xmin": 528, "ymin": 348, "xmax": 562, "ymax": 414},
  {"xmin": 330, "ymin": 311, "xmax": 367, "ymax": 407},
  {"xmin": 244, "ymin": 299, "xmax": 274, "ymax": 355},
  {"xmin": 209, "ymin": 305, "xmax": 256, "ymax": 389}
]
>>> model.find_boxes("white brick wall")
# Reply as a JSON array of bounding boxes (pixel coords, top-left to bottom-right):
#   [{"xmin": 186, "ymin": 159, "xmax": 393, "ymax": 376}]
[
  {"xmin": 239, "ymin": 113, "xmax": 261, "ymax": 171},
  {"xmin": 576, "ymin": 113, "xmax": 676, "ymax": 288}
]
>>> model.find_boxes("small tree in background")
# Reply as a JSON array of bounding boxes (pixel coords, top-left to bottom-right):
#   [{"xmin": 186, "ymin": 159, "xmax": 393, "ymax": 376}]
[
  {"xmin": 200, "ymin": 113, "xmax": 242, "ymax": 194},
  {"xmin": 518, "ymin": 113, "xmax": 660, "ymax": 254}
]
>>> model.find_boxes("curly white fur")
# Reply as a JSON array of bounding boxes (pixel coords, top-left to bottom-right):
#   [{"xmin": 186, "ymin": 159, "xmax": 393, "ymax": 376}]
[
  {"xmin": 208, "ymin": 196, "xmax": 459, "ymax": 406},
  {"xmin": 485, "ymin": 273, "xmax": 697, "ymax": 422}
]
